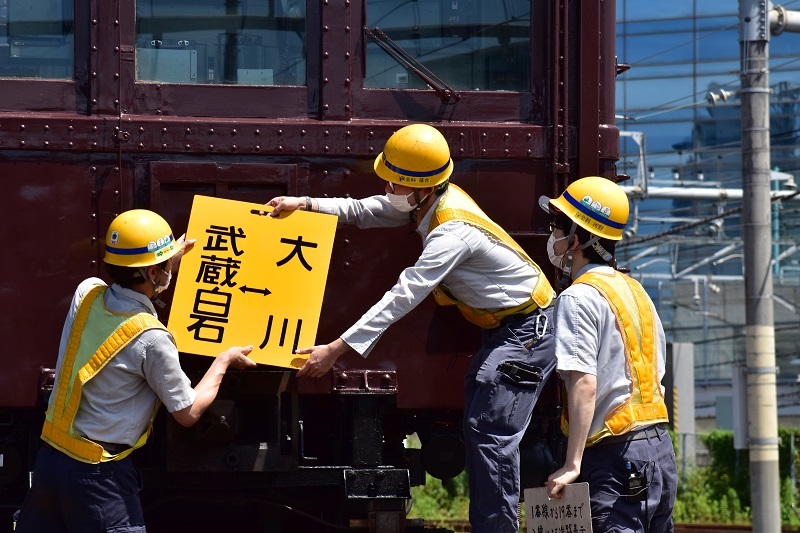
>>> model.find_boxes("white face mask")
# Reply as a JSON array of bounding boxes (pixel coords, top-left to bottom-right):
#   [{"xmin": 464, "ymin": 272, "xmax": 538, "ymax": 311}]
[
  {"xmin": 547, "ymin": 234, "xmax": 569, "ymax": 268},
  {"xmin": 154, "ymin": 269, "xmax": 172, "ymax": 295},
  {"xmin": 386, "ymin": 191, "xmax": 418, "ymax": 212},
  {"xmin": 387, "ymin": 190, "xmax": 431, "ymax": 213}
]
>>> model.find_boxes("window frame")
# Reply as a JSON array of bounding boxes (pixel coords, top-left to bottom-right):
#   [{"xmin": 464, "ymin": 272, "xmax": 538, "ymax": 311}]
[
  {"xmin": 0, "ymin": 0, "xmax": 548, "ymax": 123},
  {"xmin": 350, "ymin": 0, "xmax": 548, "ymax": 123},
  {"xmin": 120, "ymin": 0, "xmax": 311, "ymax": 118},
  {"xmin": 0, "ymin": 0, "xmax": 85, "ymax": 112}
]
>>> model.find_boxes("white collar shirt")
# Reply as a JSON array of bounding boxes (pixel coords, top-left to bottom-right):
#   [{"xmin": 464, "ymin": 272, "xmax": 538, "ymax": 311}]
[{"xmin": 316, "ymin": 193, "xmax": 540, "ymax": 356}]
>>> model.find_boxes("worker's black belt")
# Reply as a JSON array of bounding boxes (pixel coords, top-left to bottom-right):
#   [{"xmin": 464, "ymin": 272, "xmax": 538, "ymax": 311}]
[
  {"xmin": 500, "ymin": 312, "xmax": 531, "ymax": 325},
  {"xmin": 595, "ymin": 424, "xmax": 665, "ymax": 446},
  {"xmin": 93, "ymin": 440, "xmax": 127, "ymax": 454}
]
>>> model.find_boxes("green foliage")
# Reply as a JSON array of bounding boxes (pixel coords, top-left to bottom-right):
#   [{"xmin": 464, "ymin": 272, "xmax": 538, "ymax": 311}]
[
  {"xmin": 697, "ymin": 430, "xmax": 751, "ymax": 508},
  {"xmin": 782, "ymin": 476, "xmax": 800, "ymax": 525},
  {"xmin": 408, "ymin": 472, "xmax": 470, "ymax": 524},
  {"xmin": 672, "ymin": 428, "xmax": 748, "ymax": 523},
  {"xmin": 779, "ymin": 427, "xmax": 800, "ymax": 526},
  {"xmin": 678, "ymin": 427, "xmax": 800, "ymax": 525},
  {"xmin": 672, "ymin": 466, "xmax": 750, "ymax": 524},
  {"xmin": 407, "ymin": 428, "xmax": 800, "ymax": 526}
]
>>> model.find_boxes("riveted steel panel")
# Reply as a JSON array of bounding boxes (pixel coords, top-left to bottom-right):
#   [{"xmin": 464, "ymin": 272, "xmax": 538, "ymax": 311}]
[
  {"xmin": 344, "ymin": 469, "xmax": 411, "ymax": 499},
  {"xmin": 0, "ymin": 157, "xmax": 122, "ymax": 407}
]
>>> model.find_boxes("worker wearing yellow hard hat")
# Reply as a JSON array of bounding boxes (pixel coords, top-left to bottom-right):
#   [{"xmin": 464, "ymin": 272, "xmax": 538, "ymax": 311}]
[
  {"xmin": 266, "ymin": 123, "xmax": 557, "ymax": 532},
  {"xmin": 540, "ymin": 177, "xmax": 678, "ymax": 533},
  {"xmin": 104, "ymin": 208, "xmax": 181, "ymax": 267},
  {"xmin": 538, "ymin": 175, "xmax": 629, "ymax": 288},
  {"xmin": 15, "ymin": 210, "xmax": 256, "ymax": 532},
  {"xmin": 373, "ymin": 122, "xmax": 454, "ymax": 188}
]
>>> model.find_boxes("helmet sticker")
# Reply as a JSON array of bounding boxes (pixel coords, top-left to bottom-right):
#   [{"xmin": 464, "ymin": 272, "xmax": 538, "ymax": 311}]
[
  {"xmin": 580, "ymin": 195, "xmax": 612, "ymax": 219},
  {"xmin": 110, "ymin": 230, "xmax": 119, "ymax": 244},
  {"xmin": 147, "ymin": 234, "xmax": 174, "ymax": 253},
  {"xmin": 154, "ymin": 244, "xmax": 176, "ymax": 259}
]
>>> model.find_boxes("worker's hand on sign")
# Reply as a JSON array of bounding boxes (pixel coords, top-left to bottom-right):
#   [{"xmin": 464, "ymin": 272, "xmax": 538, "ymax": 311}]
[
  {"xmin": 295, "ymin": 338, "xmax": 348, "ymax": 378},
  {"xmin": 545, "ymin": 465, "xmax": 579, "ymax": 499},
  {"xmin": 264, "ymin": 196, "xmax": 303, "ymax": 217},
  {"xmin": 221, "ymin": 345, "xmax": 258, "ymax": 370},
  {"xmin": 172, "ymin": 233, "xmax": 197, "ymax": 272}
]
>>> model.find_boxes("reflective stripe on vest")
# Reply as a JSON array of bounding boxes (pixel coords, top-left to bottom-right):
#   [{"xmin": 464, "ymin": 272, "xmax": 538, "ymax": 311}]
[
  {"xmin": 427, "ymin": 184, "xmax": 554, "ymax": 328},
  {"xmin": 41, "ymin": 285, "xmax": 165, "ymax": 463},
  {"xmin": 563, "ymin": 270, "xmax": 669, "ymax": 446}
]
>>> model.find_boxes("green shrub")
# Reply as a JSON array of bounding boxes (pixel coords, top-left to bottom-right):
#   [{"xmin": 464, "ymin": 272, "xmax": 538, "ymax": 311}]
[
  {"xmin": 673, "ymin": 466, "xmax": 750, "ymax": 524},
  {"xmin": 409, "ymin": 472, "xmax": 470, "ymax": 524},
  {"xmin": 695, "ymin": 427, "xmax": 800, "ymax": 524},
  {"xmin": 408, "ymin": 427, "xmax": 800, "ymax": 526}
]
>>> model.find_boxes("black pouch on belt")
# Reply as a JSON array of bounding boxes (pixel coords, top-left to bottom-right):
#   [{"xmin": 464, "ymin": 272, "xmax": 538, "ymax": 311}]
[
  {"xmin": 625, "ymin": 465, "xmax": 648, "ymax": 503},
  {"xmin": 496, "ymin": 361, "xmax": 543, "ymax": 390}
]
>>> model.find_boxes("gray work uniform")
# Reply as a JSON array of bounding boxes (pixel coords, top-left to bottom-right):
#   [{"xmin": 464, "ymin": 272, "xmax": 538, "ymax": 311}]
[
  {"xmin": 317, "ymin": 193, "xmax": 556, "ymax": 532},
  {"xmin": 15, "ymin": 278, "xmax": 196, "ymax": 532},
  {"xmin": 554, "ymin": 264, "xmax": 678, "ymax": 533}
]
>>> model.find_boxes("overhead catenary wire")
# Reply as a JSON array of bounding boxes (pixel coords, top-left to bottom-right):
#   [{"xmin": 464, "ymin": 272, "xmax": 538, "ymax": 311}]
[
  {"xmin": 619, "ymin": 189, "xmax": 800, "ymax": 247},
  {"xmin": 621, "ymin": 67, "xmax": 800, "ymax": 124}
]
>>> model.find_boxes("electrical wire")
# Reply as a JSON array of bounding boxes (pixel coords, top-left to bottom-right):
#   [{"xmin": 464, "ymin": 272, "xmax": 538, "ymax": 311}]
[
  {"xmin": 617, "ymin": 10, "xmax": 800, "ymax": 122},
  {"xmin": 619, "ymin": 202, "xmax": 745, "ymax": 247},
  {"xmin": 624, "ymin": 27, "xmax": 735, "ymax": 69}
]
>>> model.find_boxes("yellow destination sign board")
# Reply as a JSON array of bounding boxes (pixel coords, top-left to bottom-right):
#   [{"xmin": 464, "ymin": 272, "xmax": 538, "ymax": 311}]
[{"xmin": 168, "ymin": 195, "xmax": 337, "ymax": 369}]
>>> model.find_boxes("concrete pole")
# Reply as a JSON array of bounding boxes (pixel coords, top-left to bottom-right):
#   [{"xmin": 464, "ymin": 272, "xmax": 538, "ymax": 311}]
[{"xmin": 739, "ymin": 1, "xmax": 781, "ymax": 531}]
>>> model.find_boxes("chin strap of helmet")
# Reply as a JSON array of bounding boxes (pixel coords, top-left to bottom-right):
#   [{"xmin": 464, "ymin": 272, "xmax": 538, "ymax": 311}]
[
  {"xmin": 590, "ymin": 240, "xmax": 613, "ymax": 263},
  {"xmin": 137, "ymin": 266, "xmax": 167, "ymax": 308},
  {"xmin": 409, "ymin": 188, "xmax": 433, "ymax": 224},
  {"xmin": 556, "ymin": 223, "xmax": 578, "ymax": 291},
  {"xmin": 138, "ymin": 267, "xmax": 152, "ymax": 285},
  {"xmin": 556, "ymin": 222, "xmax": 615, "ymax": 291}
]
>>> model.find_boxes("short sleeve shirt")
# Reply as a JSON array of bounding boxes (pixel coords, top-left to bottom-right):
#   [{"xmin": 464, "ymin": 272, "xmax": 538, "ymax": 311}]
[
  {"xmin": 50, "ymin": 278, "xmax": 196, "ymax": 446},
  {"xmin": 553, "ymin": 265, "xmax": 666, "ymax": 437}
]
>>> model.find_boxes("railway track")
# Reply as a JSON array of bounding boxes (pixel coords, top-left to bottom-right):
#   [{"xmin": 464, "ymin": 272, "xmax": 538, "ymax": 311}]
[
  {"xmin": 429, "ymin": 521, "xmax": 800, "ymax": 532},
  {"xmin": 674, "ymin": 526, "xmax": 800, "ymax": 533}
]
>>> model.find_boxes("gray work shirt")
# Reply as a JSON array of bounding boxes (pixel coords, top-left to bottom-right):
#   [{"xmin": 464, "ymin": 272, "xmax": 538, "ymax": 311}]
[
  {"xmin": 553, "ymin": 264, "xmax": 667, "ymax": 437},
  {"xmin": 49, "ymin": 278, "xmax": 196, "ymax": 446},
  {"xmin": 316, "ymin": 193, "xmax": 542, "ymax": 357}
]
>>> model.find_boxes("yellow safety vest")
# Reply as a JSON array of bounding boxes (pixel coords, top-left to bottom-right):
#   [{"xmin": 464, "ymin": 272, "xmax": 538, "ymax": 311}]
[
  {"xmin": 428, "ymin": 184, "xmax": 554, "ymax": 328},
  {"xmin": 562, "ymin": 270, "xmax": 669, "ymax": 446},
  {"xmin": 41, "ymin": 285, "xmax": 165, "ymax": 463}
]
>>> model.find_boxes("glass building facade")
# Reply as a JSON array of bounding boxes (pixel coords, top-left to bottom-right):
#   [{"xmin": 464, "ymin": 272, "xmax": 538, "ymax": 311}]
[{"xmin": 615, "ymin": 1, "xmax": 800, "ymax": 404}]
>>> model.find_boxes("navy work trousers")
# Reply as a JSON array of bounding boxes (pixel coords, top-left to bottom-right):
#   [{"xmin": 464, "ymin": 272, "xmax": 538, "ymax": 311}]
[
  {"xmin": 463, "ymin": 306, "xmax": 557, "ymax": 532},
  {"xmin": 14, "ymin": 442, "xmax": 146, "ymax": 533},
  {"xmin": 581, "ymin": 424, "xmax": 678, "ymax": 533}
]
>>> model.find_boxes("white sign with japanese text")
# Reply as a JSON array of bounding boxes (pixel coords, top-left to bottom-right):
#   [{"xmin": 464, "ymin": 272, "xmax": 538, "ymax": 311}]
[
  {"xmin": 168, "ymin": 195, "xmax": 338, "ymax": 369},
  {"xmin": 524, "ymin": 483, "xmax": 593, "ymax": 533}
]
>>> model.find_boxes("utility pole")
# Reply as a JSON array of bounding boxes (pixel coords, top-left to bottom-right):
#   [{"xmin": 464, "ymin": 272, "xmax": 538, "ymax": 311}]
[
  {"xmin": 623, "ymin": 12, "xmax": 800, "ymax": 525},
  {"xmin": 740, "ymin": 1, "xmax": 779, "ymax": 530}
]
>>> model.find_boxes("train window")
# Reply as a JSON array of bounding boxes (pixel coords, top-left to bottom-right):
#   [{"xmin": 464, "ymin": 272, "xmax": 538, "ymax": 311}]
[
  {"xmin": 0, "ymin": 0, "xmax": 74, "ymax": 79},
  {"xmin": 135, "ymin": 0, "xmax": 305, "ymax": 86},
  {"xmin": 364, "ymin": 0, "xmax": 531, "ymax": 92}
]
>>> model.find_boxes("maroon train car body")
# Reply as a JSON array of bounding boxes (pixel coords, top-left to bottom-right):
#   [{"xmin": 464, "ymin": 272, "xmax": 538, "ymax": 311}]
[{"xmin": 0, "ymin": 0, "xmax": 621, "ymax": 531}]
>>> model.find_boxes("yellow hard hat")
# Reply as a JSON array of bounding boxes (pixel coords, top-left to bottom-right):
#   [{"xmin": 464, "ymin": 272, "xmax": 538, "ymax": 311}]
[
  {"xmin": 104, "ymin": 209, "xmax": 179, "ymax": 267},
  {"xmin": 374, "ymin": 124, "xmax": 453, "ymax": 188},
  {"xmin": 539, "ymin": 176, "xmax": 629, "ymax": 240}
]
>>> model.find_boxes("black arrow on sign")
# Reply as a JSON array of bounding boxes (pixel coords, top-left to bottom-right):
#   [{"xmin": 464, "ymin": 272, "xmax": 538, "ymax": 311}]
[{"xmin": 239, "ymin": 286, "xmax": 272, "ymax": 296}]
